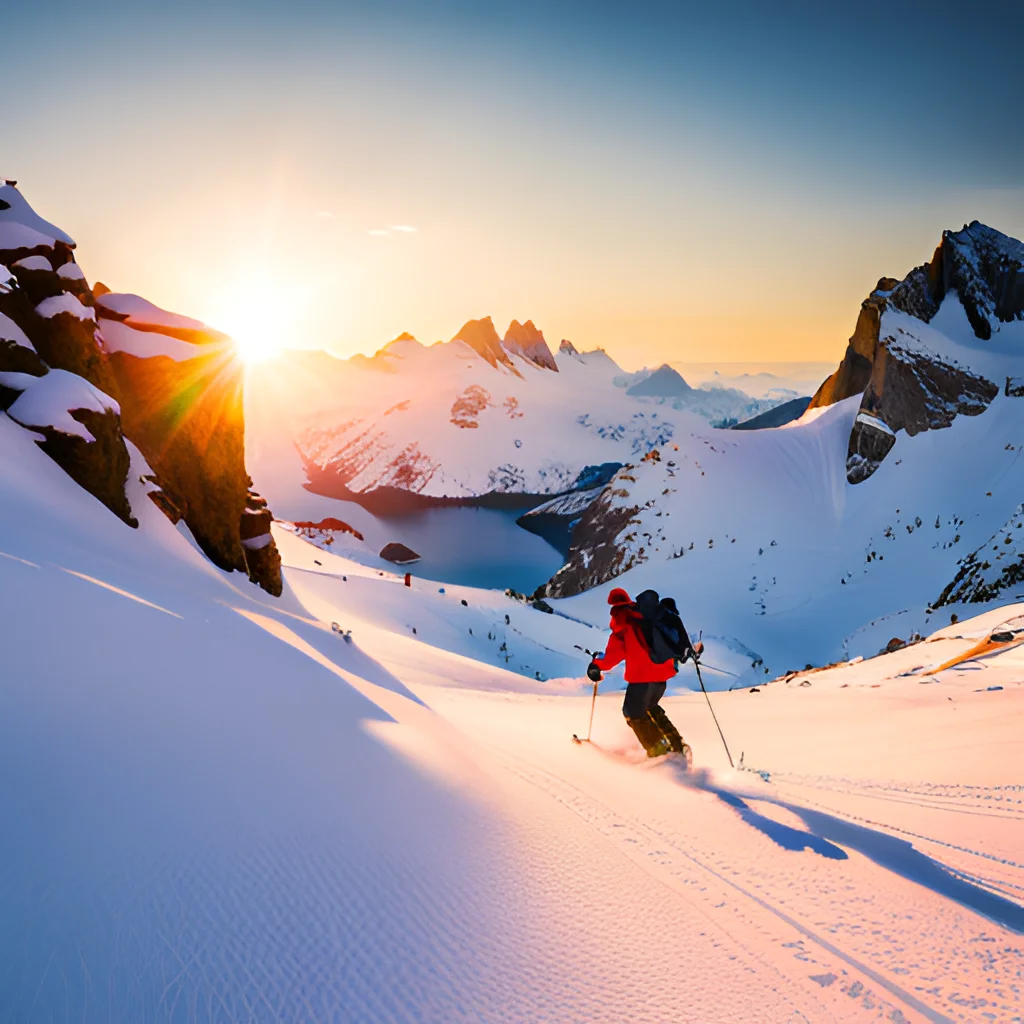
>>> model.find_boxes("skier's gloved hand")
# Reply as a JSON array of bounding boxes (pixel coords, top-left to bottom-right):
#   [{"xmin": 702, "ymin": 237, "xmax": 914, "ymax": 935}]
[
  {"xmin": 587, "ymin": 662, "xmax": 603, "ymax": 682},
  {"xmin": 692, "ymin": 641, "xmax": 704, "ymax": 661}
]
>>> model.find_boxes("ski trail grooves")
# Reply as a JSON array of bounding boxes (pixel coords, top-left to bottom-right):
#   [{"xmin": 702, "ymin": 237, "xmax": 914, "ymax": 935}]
[
  {"xmin": 414, "ymin": 686, "xmax": 1023, "ymax": 1023},
  {"xmin": 492, "ymin": 747, "xmax": 948, "ymax": 1024}
]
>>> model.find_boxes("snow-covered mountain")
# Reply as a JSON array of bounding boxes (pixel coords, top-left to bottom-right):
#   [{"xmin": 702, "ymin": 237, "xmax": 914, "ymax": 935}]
[
  {"xmin": 0, "ymin": 183, "xmax": 282, "ymax": 594},
  {"xmin": 245, "ymin": 323, "xmax": 789, "ymax": 516},
  {"xmin": 543, "ymin": 222, "xmax": 1024, "ymax": 677}
]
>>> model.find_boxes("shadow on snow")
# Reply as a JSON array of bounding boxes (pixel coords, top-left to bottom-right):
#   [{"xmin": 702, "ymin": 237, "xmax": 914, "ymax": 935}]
[{"xmin": 680, "ymin": 767, "xmax": 1024, "ymax": 935}]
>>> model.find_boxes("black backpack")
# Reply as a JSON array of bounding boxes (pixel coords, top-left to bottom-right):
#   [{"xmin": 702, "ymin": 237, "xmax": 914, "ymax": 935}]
[{"xmin": 634, "ymin": 589, "xmax": 693, "ymax": 664}]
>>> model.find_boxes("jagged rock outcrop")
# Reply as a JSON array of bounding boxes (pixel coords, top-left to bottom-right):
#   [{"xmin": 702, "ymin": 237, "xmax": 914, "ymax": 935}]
[
  {"xmin": 0, "ymin": 183, "xmax": 282, "ymax": 596},
  {"xmin": 809, "ymin": 222, "xmax": 1019, "ymax": 483},
  {"xmin": 451, "ymin": 317, "xmax": 519, "ymax": 374},
  {"xmin": 558, "ymin": 339, "xmax": 579, "ymax": 356},
  {"xmin": 502, "ymin": 320, "xmax": 558, "ymax": 371}
]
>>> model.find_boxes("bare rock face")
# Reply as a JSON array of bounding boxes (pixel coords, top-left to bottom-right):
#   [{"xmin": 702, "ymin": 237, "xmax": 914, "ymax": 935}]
[
  {"xmin": 542, "ymin": 472, "xmax": 643, "ymax": 598},
  {"xmin": 558, "ymin": 339, "xmax": 579, "ymax": 356},
  {"xmin": 104, "ymin": 344, "xmax": 246, "ymax": 566},
  {"xmin": 451, "ymin": 317, "xmax": 519, "ymax": 373},
  {"xmin": 809, "ymin": 223, "xmax": 1019, "ymax": 483},
  {"xmin": 30, "ymin": 407, "xmax": 137, "ymax": 526},
  {"xmin": 503, "ymin": 319, "xmax": 558, "ymax": 371},
  {"xmin": 858, "ymin": 333, "xmax": 997, "ymax": 438}
]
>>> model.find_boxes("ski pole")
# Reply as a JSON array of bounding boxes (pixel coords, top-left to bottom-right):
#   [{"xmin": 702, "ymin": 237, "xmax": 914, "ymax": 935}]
[
  {"xmin": 573, "ymin": 678, "xmax": 599, "ymax": 744},
  {"xmin": 693, "ymin": 656, "xmax": 735, "ymax": 768}
]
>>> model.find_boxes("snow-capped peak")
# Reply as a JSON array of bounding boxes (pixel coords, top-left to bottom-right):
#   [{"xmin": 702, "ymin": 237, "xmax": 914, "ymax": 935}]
[{"xmin": 503, "ymin": 319, "xmax": 558, "ymax": 372}]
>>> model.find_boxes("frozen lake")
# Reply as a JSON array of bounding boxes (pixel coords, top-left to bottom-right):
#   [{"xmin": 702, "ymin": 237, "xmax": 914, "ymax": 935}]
[{"xmin": 378, "ymin": 506, "xmax": 564, "ymax": 593}]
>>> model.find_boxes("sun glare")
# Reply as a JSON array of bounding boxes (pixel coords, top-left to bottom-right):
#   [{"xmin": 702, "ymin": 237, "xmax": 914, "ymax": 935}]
[{"xmin": 213, "ymin": 288, "xmax": 288, "ymax": 364}]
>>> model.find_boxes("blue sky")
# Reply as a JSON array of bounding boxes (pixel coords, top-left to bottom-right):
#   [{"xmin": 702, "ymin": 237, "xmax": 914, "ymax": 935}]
[{"xmin": 3, "ymin": 0, "xmax": 1022, "ymax": 365}]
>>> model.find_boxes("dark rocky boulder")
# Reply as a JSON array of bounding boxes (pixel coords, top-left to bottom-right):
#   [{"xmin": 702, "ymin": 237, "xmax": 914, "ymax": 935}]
[
  {"xmin": 239, "ymin": 495, "xmax": 282, "ymax": 596},
  {"xmin": 8, "ymin": 394, "xmax": 136, "ymax": 527},
  {"xmin": 845, "ymin": 412, "xmax": 897, "ymax": 485},
  {"xmin": 379, "ymin": 542, "xmax": 421, "ymax": 564}
]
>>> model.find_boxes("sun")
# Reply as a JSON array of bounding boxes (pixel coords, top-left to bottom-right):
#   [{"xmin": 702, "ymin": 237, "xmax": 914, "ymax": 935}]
[
  {"xmin": 213, "ymin": 289, "xmax": 288, "ymax": 364},
  {"xmin": 232, "ymin": 326, "xmax": 284, "ymax": 364}
]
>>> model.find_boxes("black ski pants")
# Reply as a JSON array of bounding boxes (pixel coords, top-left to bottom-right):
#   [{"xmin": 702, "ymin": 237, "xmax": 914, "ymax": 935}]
[{"xmin": 622, "ymin": 681, "xmax": 667, "ymax": 718}]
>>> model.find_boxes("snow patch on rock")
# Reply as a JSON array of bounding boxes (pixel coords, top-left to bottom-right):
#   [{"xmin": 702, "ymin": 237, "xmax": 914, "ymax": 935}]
[
  {"xmin": 7, "ymin": 368, "xmax": 119, "ymax": 441},
  {"xmin": 36, "ymin": 292, "xmax": 96, "ymax": 322}
]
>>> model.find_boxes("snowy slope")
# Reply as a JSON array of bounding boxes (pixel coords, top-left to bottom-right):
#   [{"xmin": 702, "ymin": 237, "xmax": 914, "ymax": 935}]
[{"xmin": 3, "ymin": 403, "xmax": 1022, "ymax": 1023}]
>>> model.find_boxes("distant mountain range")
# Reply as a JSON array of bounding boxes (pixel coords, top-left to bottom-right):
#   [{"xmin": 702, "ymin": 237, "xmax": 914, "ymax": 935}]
[{"xmin": 245, "ymin": 320, "xmax": 798, "ymax": 517}]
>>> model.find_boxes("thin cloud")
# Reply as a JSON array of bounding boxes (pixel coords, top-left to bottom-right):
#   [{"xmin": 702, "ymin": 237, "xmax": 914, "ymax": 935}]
[
  {"xmin": 368, "ymin": 228, "xmax": 390, "ymax": 236},
  {"xmin": 390, "ymin": 224, "xmax": 417, "ymax": 233},
  {"xmin": 315, "ymin": 209, "xmax": 334, "ymax": 219}
]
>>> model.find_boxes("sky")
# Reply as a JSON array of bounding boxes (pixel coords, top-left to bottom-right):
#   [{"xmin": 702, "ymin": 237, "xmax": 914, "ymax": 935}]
[{"xmin": 3, "ymin": 0, "xmax": 1023, "ymax": 369}]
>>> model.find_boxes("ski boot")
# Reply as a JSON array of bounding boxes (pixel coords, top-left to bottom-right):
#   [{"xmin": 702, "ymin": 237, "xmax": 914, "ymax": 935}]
[
  {"xmin": 626, "ymin": 716, "xmax": 672, "ymax": 758},
  {"xmin": 648, "ymin": 706, "xmax": 693, "ymax": 767},
  {"xmin": 648, "ymin": 705, "xmax": 684, "ymax": 753}
]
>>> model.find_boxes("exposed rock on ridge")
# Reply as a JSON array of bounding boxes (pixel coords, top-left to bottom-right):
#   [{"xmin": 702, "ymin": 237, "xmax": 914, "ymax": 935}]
[
  {"xmin": 451, "ymin": 317, "xmax": 520, "ymax": 374},
  {"xmin": 503, "ymin": 319, "xmax": 558, "ymax": 371},
  {"xmin": 810, "ymin": 222, "xmax": 1018, "ymax": 482}
]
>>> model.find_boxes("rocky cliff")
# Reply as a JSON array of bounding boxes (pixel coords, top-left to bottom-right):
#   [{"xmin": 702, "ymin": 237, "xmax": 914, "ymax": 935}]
[
  {"xmin": 810, "ymin": 222, "xmax": 1020, "ymax": 483},
  {"xmin": 0, "ymin": 183, "xmax": 281, "ymax": 596}
]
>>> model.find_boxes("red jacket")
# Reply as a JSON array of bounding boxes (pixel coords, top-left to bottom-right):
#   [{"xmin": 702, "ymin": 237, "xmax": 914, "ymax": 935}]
[{"xmin": 592, "ymin": 588, "xmax": 677, "ymax": 684}]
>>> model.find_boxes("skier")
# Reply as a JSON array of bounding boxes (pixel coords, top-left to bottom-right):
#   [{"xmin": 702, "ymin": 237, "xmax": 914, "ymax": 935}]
[{"xmin": 587, "ymin": 587, "xmax": 702, "ymax": 758}]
